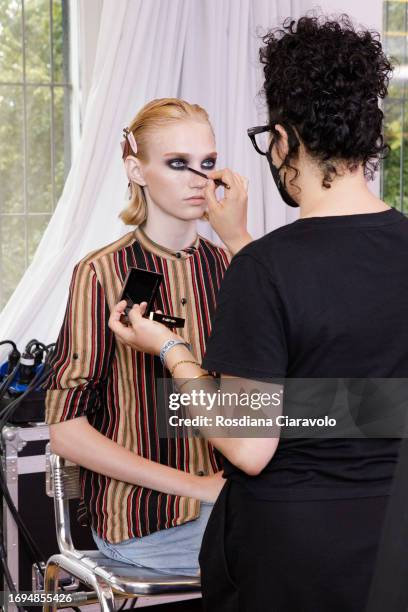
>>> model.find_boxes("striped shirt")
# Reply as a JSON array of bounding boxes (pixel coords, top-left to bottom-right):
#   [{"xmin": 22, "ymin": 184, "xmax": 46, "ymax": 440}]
[{"xmin": 44, "ymin": 227, "xmax": 230, "ymax": 543}]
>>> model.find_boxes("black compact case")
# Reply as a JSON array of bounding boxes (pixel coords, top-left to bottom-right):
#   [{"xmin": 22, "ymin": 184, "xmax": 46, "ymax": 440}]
[
  {"xmin": 119, "ymin": 267, "xmax": 185, "ymax": 328},
  {"xmin": 119, "ymin": 267, "xmax": 163, "ymax": 315}
]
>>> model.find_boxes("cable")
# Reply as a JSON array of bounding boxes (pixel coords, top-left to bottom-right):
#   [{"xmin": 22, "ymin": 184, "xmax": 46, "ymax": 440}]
[
  {"xmin": 0, "ymin": 527, "xmax": 27, "ymax": 611},
  {"xmin": 117, "ymin": 598, "xmax": 138, "ymax": 611},
  {"xmin": 25, "ymin": 341, "xmax": 48, "ymax": 368},
  {"xmin": 0, "ymin": 348, "xmax": 55, "ymax": 427},
  {"xmin": 0, "ymin": 342, "xmax": 21, "ymax": 395},
  {"xmin": 0, "ymin": 363, "xmax": 20, "ymax": 403},
  {"xmin": 25, "ymin": 340, "xmax": 47, "ymax": 353},
  {"xmin": 0, "ymin": 341, "xmax": 17, "ymax": 351},
  {"xmin": 0, "ymin": 365, "xmax": 51, "ymax": 429},
  {"xmin": 0, "ymin": 342, "xmax": 55, "ymax": 407},
  {"xmin": 0, "ymin": 345, "xmax": 81, "ymax": 611},
  {"xmin": 0, "ymin": 369, "xmax": 53, "ymax": 573},
  {"xmin": 0, "ymin": 469, "xmax": 45, "ymax": 575}
]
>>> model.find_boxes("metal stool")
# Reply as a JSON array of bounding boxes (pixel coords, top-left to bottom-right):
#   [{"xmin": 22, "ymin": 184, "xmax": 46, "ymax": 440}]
[{"xmin": 43, "ymin": 445, "xmax": 201, "ymax": 611}]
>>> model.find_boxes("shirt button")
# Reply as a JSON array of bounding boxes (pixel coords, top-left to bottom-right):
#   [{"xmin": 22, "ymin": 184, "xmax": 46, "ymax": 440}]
[
  {"xmin": 175, "ymin": 252, "xmax": 181, "ymax": 259},
  {"xmin": 181, "ymin": 298, "xmax": 187, "ymax": 305}
]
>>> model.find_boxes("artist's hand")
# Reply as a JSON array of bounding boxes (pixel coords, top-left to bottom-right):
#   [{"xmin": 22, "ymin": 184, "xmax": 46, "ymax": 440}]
[
  {"xmin": 197, "ymin": 470, "xmax": 226, "ymax": 503},
  {"xmin": 204, "ymin": 168, "xmax": 252, "ymax": 256},
  {"xmin": 108, "ymin": 301, "xmax": 179, "ymax": 355}
]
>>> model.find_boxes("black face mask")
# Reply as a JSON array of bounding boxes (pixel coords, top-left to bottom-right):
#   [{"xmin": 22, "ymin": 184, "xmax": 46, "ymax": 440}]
[
  {"xmin": 266, "ymin": 121, "xmax": 300, "ymax": 209},
  {"xmin": 265, "ymin": 152, "xmax": 299, "ymax": 208}
]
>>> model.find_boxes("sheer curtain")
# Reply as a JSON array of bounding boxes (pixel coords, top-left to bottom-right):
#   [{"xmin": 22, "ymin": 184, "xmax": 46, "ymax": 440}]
[
  {"xmin": 0, "ymin": 0, "xmax": 384, "ymax": 354},
  {"xmin": 0, "ymin": 0, "xmax": 296, "ymax": 354}
]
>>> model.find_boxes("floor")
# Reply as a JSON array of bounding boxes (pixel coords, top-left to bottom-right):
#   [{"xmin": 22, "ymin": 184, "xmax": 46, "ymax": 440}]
[{"xmin": 85, "ymin": 593, "xmax": 203, "ymax": 610}]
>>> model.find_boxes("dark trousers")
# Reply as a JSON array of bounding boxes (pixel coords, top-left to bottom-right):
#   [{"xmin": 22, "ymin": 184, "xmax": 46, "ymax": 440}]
[{"xmin": 199, "ymin": 480, "xmax": 389, "ymax": 612}]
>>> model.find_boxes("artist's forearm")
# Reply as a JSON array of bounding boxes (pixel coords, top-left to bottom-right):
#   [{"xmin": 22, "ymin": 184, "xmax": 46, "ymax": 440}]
[
  {"xmin": 207, "ymin": 436, "xmax": 279, "ymax": 475},
  {"xmin": 49, "ymin": 417, "xmax": 204, "ymax": 498},
  {"xmin": 164, "ymin": 346, "xmax": 279, "ymax": 474}
]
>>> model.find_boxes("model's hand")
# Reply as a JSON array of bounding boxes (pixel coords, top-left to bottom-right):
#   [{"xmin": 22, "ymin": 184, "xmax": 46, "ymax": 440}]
[
  {"xmin": 198, "ymin": 470, "xmax": 226, "ymax": 503},
  {"xmin": 204, "ymin": 168, "xmax": 252, "ymax": 256},
  {"xmin": 108, "ymin": 300, "xmax": 178, "ymax": 355}
]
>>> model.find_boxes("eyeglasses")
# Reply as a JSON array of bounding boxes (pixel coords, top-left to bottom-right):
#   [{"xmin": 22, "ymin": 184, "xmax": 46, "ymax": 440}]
[{"xmin": 247, "ymin": 125, "xmax": 275, "ymax": 156}]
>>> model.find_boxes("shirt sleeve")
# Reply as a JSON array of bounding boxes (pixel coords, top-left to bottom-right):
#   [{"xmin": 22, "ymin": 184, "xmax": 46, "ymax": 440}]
[
  {"xmin": 201, "ymin": 253, "xmax": 288, "ymax": 379},
  {"xmin": 43, "ymin": 261, "xmax": 115, "ymax": 424}
]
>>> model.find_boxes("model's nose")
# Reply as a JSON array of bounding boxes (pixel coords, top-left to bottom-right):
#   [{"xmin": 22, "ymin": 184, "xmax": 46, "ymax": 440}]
[{"xmin": 188, "ymin": 173, "xmax": 208, "ymax": 189}]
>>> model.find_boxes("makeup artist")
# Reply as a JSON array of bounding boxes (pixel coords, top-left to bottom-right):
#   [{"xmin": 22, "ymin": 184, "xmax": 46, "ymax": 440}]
[{"xmin": 109, "ymin": 14, "xmax": 408, "ymax": 612}]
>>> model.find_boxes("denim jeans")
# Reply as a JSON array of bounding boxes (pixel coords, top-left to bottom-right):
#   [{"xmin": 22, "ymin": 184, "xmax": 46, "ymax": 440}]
[{"xmin": 92, "ymin": 501, "xmax": 213, "ymax": 576}]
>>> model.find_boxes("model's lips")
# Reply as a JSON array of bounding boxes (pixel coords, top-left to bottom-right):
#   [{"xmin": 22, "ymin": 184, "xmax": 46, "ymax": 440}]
[{"xmin": 185, "ymin": 196, "xmax": 206, "ymax": 201}]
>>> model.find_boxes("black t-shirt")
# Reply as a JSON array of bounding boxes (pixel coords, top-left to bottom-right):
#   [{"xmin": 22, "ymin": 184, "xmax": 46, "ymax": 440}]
[{"xmin": 202, "ymin": 208, "xmax": 408, "ymax": 500}]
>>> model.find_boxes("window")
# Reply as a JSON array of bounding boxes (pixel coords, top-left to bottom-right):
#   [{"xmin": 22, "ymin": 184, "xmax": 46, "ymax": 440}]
[
  {"xmin": 0, "ymin": 0, "xmax": 72, "ymax": 308},
  {"xmin": 382, "ymin": 0, "xmax": 408, "ymax": 212}
]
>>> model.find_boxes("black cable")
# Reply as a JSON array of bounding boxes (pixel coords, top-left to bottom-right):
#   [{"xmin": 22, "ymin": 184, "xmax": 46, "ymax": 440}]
[
  {"xmin": 0, "ymin": 365, "xmax": 51, "ymax": 429},
  {"xmin": 123, "ymin": 598, "xmax": 138, "ymax": 610},
  {"xmin": 0, "ymin": 369, "xmax": 53, "ymax": 567},
  {"xmin": 0, "ymin": 369, "xmax": 47, "ymax": 597},
  {"xmin": 25, "ymin": 340, "xmax": 39, "ymax": 349},
  {"xmin": 0, "ymin": 363, "xmax": 20, "ymax": 403},
  {"xmin": 0, "ymin": 526, "xmax": 27, "ymax": 611},
  {"xmin": 0, "ymin": 341, "xmax": 17, "ymax": 351},
  {"xmin": 0, "ymin": 358, "xmax": 81, "ymax": 610},
  {"xmin": 0, "ymin": 347, "xmax": 82, "ymax": 611},
  {"xmin": 0, "ymin": 341, "xmax": 20, "ymax": 386},
  {"xmin": 0, "ymin": 469, "xmax": 45, "ymax": 575},
  {"xmin": 25, "ymin": 340, "xmax": 47, "ymax": 353},
  {"xmin": 118, "ymin": 598, "xmax": 138, "ymax": 611},
  {"xmin": 0, "ymin": 349, "xmax": 54, "ymax": 425},
  {"xmin": 27, "ymin": 343, "xmax": 47, "ymax": 368}
]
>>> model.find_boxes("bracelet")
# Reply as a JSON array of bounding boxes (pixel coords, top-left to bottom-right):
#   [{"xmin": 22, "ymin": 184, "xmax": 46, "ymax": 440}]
[
  {"xmin": 177, "ymin": 373, "xmax": 215, "ymax": 392},
  {"xmin": 170, "ymin": 360, "xmax": 200, "ymax": 377},
  {"xmin": 160, "ymin": 339, "xmax": 191, "ymax": 366}
]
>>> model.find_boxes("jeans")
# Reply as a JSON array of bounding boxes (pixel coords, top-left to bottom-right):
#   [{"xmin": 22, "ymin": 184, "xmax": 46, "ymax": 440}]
[{"xmin": 92, "ymin": 501, "xmax": 213, "ymax": 576}]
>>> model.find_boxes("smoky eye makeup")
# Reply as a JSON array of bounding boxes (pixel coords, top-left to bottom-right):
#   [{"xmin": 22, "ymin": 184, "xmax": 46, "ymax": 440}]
[
  {"xmin": 164, "ymin": 155, "xmax": 217, "ymax": 171},
  {"xmin": 166, "ymin": 158, "xmax": 188, "ymax": 170},
  {"xmin": 201, "ymin": 157, "xmax": 217, "ymax": 169}
]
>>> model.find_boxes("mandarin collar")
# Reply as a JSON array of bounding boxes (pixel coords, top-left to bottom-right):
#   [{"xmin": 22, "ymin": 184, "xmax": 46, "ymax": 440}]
[{"xmin": 134, "ymin": 226, "xmax": 201, "ymax": 260}]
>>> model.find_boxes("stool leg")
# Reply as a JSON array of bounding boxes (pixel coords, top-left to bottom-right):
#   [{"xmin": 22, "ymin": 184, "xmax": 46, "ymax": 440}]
[
  {"xmin": 42, "ymin": 560, "xmax": 59, "ymax": 612},
  {"xmin": 92, "ymin": 576, "xmax": 116, "ymax": 612}
]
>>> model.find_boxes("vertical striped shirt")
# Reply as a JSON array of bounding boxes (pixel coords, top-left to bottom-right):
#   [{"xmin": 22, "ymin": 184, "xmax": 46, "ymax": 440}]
[{"xmin": 44, "ymin": 227, "xmax": 230, "ymax": 543}]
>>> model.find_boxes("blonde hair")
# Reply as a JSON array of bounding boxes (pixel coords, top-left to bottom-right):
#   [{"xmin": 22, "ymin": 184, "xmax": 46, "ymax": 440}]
[{"xmin": 120, "ymin": 98, "xmax": 212, "ymax": 226}]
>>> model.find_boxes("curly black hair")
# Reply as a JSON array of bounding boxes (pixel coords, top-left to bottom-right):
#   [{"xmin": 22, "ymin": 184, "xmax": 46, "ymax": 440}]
[{"xmin": 259, "ymin": 13, "xmax": 394, "ymax": 189}]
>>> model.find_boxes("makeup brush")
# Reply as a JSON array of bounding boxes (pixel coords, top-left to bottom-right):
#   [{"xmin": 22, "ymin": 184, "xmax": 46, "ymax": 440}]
[{"xmin": 186, "ymin": 166, "xmax": 230, "ymax": 189}]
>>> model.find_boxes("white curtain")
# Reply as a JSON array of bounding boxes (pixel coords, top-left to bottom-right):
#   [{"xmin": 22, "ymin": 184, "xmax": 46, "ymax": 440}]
[{"xmin": 0, "ymin": 0, "xmax": 300, "ymax": 356}]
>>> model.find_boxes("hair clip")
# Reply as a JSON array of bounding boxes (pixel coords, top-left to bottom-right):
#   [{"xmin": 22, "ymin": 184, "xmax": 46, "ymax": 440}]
[{"xmin": 121, "ymin": 127, "xmax": 138, "ymax": 159}]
